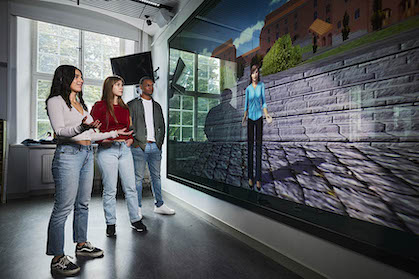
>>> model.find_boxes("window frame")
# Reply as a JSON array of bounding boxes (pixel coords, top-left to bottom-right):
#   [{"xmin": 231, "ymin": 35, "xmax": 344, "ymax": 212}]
[
  {"xmin": 168, "ymin": 49, "xmax": 221, "ymax": 142},
  {"xmin": 31, "ymin": 20, "xmax": 127, "ymax": 139}
]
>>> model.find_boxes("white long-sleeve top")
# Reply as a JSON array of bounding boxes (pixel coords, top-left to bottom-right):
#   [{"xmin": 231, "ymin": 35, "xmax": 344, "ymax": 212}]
[{"xmin": 47, "ymin": 95, "xmax": 118, "ymax": 142}]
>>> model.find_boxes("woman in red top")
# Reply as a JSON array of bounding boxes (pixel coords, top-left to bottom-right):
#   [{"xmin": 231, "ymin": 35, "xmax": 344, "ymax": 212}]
[{"xmin": 91, "ymin": 76, "xmax": 146, "ymax": 237}]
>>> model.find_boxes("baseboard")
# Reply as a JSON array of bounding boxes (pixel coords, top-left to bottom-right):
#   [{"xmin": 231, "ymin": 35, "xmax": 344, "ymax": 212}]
[
  {"xmin": 164, "ymin": 190, "xmax": 325, "ymax": 279},
  {"xmin": 7, "ymin": 189, "xmax": 55, "ymax": 200}
]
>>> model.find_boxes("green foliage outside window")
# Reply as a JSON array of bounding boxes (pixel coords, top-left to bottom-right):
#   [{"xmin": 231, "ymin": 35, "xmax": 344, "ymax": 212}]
[
  {"xmin": 261, "ymin": 34, "xmax": 302, "ymax": 76},
  {"xmin": 220, "ymin": 60, "xmax": 237, "ymax": 91}
]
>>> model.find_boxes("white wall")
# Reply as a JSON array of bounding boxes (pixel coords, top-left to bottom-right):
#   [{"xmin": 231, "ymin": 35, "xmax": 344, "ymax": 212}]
[
  {"xmin": 151, "ymin": 1, "xmax": 416, "ymax": 279},
  {"xmin": 16, "ymin": 16, "xmax": 31, "ymax": 142}
]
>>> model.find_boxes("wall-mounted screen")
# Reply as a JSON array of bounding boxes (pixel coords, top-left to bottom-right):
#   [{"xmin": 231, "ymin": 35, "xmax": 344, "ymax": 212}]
[
  {"xmin": 167, "ymin": 0, "xmax": 419, "ymax": 275},
  {"xmin": 110, "ymin": 51, "xmax": 154, "ymax": 85}
]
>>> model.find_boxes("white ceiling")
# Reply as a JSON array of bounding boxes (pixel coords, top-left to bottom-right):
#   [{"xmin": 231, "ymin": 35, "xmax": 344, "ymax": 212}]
[{"xmin": 40, "ymin": 0, "xmax": 186, "ymax": 36}]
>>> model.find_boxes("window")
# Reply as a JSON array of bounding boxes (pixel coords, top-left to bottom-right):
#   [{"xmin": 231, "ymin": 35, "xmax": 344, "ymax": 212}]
[
  {"xmin": 326, "ymin": 17, "xmax": 331, "ymax": 23},
  {"xmin": 169, "ymin": 49, "xmax": 221, "ymax": 142},
  {"xmin": 268, "ymin": 37, "xmax": 271, "ymax": 43},
  {"xmin": 294, "ymin": 12, "xmax": 298, "ymax": 19},
  {"xmin": 285, "ymin": 27, "xmax": 288, "ymax": 34},
  {"xmin": 294, "ymin": 22, "xmax": 298, "ymax": 30},
  {"xmin": 267, "ymin": 28, "xmax": 270, "ymax": 34},
  {"xmin": 169, "ymin": 95, "xmax": 194, "ymax": 141},
  {"xmin": 34, "ymin": 21, "xmax": 133, "ymax": 139},
  {"xmin": 326, "ymin": 4, "xmax": 331, "ymax": 13},
  {"xmin": 314, "ymin": 0, "xmax": 317, "ymax": 8},
  {"xmin": 198, "ymin": 54, "xmax": 220, "ymax": 94},
  {"xmin": 314, "ymin": 11, "xmax": 318, "ymax": 20},
  {"xmin": 337, "ymin": 20, "xmax": 342, "ymax": 29},
  {"xmin": 284, "ymin": 18, "xmax": 288, "ymax": 24},
  {"xmin": 276, "ymin": 32, "xmax": 279, "ymax": 39},
  {"xmin": 355, "ymin": 8, "xmax": 360, "ymax": 19}
]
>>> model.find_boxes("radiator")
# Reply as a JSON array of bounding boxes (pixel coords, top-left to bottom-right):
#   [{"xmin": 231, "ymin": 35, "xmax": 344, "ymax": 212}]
[{"xmin": 41, "ymin": 154, "xmax": 54, "ymax": 183}]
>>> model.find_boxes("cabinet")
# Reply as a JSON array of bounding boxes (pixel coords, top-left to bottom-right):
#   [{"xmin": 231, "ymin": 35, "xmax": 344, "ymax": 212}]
[{"xmin": 6, "ymin": 144, "xmax": 102, "ymax": 199}]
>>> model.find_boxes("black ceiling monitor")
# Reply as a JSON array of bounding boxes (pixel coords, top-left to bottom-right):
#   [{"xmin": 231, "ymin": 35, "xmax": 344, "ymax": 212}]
[{"xmin": 110, "ymin": 51, "xmax": 154, "ymax": 86}]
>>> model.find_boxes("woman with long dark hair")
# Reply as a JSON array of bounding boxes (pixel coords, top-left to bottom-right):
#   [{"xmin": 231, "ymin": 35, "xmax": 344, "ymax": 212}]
[
  {"xmin": 242, "ymin": 64, "xmax": 272, "ymax": 191},
  {"xmin": 91, "ymin": 76, "xmax": 146, "ymax": 238},
  {"xmin": 46, "ymin": 65, "xmax": 131, "ymax": 276}
]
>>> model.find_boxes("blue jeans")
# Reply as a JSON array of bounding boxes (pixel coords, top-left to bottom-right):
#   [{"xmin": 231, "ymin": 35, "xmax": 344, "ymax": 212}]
[
  {"xmin": 97, "ymin": 142, "xmax": 140, "ymax": 225},
  {"xmin": 47, "ymin": 144, "xmax": 94, "ymax": 256},
  {"xmin": 131, "ymin": 142, "xmax": 163, "ymax": 208}
]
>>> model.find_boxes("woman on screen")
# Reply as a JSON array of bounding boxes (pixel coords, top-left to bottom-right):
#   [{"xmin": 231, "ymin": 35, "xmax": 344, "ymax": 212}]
[
  {"xmin": 46, "ymin": 65, "xmax": 132, "ymax": 276},
  {"xmin": 242, "ymin": 64, "xmax": 272, "ymax": 191},
  {"xmin": 91, "ymin": 76, "xmax": 146, "ymax": 238}
]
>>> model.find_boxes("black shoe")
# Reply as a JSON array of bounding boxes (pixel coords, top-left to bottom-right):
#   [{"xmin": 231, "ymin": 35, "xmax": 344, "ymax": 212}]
[
  {"xmin": 75, "ymin": 241, "xmax": 104, "ymax": 258},
  {"xmin": 51, "ymin": 255, "xmax": 80, "ymax": 276},
  {"xmin": 106, "ymin": 224, "xmax": 116, "ymax": 237},
  {"xmin": 131, "ymin": 220, "xmax": 147, "ymax": 232}
]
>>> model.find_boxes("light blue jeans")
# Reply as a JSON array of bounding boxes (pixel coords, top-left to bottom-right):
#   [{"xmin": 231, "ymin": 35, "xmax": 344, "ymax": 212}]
[
  {"xmin": 47, "ymin": 144, "xmax": 94, "ymax": 256},
  {"xmin": 97, "ymin": 142, "xmax": 140, "ymax": 225},
  {"xmin": 131, "ymin": 142, "xmax": 164, "ymax": 208}
]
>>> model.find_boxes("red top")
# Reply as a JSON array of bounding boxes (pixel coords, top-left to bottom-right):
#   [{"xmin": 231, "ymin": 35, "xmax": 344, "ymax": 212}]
[{"xmin": 91, "ymin": 100, "xmax": 133, "ymax": 141}]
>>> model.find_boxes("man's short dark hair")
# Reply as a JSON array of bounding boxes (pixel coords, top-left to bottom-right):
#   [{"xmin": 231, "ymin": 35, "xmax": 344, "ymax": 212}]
[{"xmin": 139, "ymin": 76, "xmax": 153, "ymax": 86}]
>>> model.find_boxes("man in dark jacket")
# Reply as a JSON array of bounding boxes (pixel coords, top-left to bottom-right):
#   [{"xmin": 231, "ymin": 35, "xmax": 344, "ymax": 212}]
[{"xmin": 128, "ymin": 77, "xmax": 175, "ymax": 220}]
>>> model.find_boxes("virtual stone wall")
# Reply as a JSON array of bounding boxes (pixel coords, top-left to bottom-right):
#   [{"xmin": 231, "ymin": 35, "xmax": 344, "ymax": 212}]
[{"xmin": 233, "ymin": 35, "xmax": 419, "ymax": 144}]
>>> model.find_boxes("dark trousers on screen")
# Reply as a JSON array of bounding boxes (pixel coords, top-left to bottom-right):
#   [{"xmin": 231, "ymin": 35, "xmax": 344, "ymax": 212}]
[{"xmin": 247, "ymin": 117, "xmax": 263, "ymax": 182}]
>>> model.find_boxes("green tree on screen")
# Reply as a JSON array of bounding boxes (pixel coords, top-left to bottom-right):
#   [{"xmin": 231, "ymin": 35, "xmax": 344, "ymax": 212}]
[{"xmin": 261, "ymin": 34, "xmax": 302, "ymax": 76}]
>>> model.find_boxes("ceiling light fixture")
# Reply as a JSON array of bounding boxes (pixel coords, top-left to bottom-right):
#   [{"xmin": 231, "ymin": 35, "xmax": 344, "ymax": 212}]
[
  {"xmin": 139, "ymin": 0, "xmax": 160, "ymax": 8},
  {"xmin": 130, "ymin": 0, "xmax": 173, "ymax": 11}
]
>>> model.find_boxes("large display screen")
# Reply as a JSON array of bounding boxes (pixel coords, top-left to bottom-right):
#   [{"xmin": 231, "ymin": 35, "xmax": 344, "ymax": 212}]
[{"xmin": 167, "ymin": 0, "xmax": 419, "ymax": 274}]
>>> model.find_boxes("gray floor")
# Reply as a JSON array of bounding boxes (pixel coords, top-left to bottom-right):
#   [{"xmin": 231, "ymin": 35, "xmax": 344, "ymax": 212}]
[{"xmin": 0, "ymin": 193, "xmax": 301, "ymax": 279}]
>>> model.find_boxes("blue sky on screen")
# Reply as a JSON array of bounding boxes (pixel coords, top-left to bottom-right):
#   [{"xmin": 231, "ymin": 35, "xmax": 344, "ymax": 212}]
[{"xmin": 197, "ymin": 0, "xmax": 290, "ymax": 56}]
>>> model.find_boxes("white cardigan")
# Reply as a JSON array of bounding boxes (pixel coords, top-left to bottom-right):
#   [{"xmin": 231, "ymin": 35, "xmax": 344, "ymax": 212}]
[{"xmin": 47, "ymin": 96, "xmax": 117, "ymax": 142}]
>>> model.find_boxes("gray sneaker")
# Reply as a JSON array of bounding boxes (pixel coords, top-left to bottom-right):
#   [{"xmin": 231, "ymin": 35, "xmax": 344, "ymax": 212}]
[
  {"xmin": 51, "ymin": 255, "xmax": 80, "ymax": 276},
  {"xmin": 75, "ymin": 241, "xmax": 104, "ymax": 258}
]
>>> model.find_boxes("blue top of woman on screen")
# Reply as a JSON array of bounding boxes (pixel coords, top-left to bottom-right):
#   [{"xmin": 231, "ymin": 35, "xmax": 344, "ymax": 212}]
[{"xmin": 244, "ymin": 82, "xmax": 267, "ymax": 121}]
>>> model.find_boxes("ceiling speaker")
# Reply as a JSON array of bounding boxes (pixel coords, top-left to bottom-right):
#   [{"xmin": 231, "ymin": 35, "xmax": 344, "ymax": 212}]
[{"xmin": 154, "ymin": 8, "xmax": 173, "ymax": 28}]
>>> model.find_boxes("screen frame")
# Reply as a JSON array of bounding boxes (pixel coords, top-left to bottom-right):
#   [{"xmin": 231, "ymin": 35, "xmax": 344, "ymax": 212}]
[{"xmin": 166, "ymin": 0, "xmax": 419, "ymax": 276}]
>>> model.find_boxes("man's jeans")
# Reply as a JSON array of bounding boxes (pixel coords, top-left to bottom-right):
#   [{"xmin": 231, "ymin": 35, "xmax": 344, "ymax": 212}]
[
  {"xmin": 97, "ymin": 142, "xmax": 141, "ymax": 225},
  {"xmin": 131, "ymin": 142, "xmax": 163, "ymax": 208},
  {"xmin": 47, "ymin": 144, "xmax": 94, "ymax": 256}
]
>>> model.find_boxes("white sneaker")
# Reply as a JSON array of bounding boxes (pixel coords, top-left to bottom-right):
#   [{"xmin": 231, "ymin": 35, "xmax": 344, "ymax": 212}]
[
  {"xmin": 154, "ymin": 204, "xmax": 175, "ymax": 215},
  {"xmin": 138, "ymin": 207, "xmax": 143, "ymax": 220}
]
